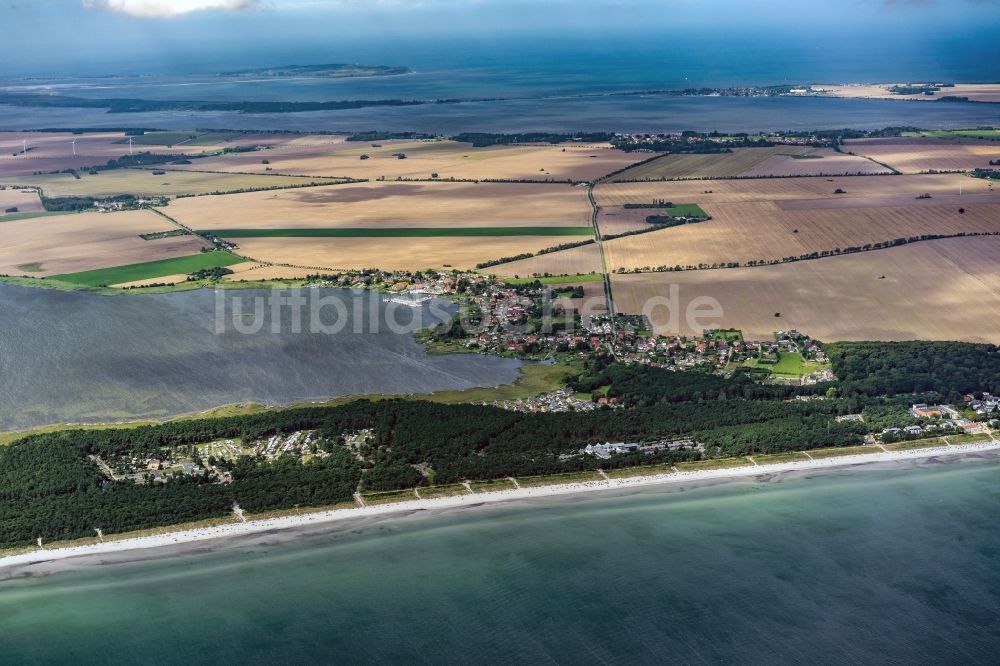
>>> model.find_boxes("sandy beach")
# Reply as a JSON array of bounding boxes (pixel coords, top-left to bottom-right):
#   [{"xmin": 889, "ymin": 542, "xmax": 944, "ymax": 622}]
[{"xmin": 2, "ymin": 441, "xmax": 998, "ymax": 574}]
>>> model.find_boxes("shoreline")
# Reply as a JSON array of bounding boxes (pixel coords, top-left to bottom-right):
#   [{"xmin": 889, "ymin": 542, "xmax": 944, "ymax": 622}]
[{"xmin": 2, "ymin": 440, "xmax": 998, "ymax": 573}]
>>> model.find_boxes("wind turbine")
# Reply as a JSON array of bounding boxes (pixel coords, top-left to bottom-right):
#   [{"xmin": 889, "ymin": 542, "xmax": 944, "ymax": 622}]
[
  {"xmin": 71, "ymin": 139, "xmax": 76, "ymax": 156},
  {"xmin": 21, "ymin": 139, "xmax": 26, "ymax": 156},
  {"xmin": 128, "ymin": 136, "xmax": 134, "ymax": 155}
]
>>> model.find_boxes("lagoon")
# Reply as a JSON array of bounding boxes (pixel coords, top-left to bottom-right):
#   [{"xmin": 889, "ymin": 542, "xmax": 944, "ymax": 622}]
[{"xmin": 0, "ymin": 283, "xmax": 522, "ymax": 431}]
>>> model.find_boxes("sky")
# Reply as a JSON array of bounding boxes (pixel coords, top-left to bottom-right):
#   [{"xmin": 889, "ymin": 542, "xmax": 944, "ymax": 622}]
[{"xmin": 1, "ymin": 0, "xmax": 998, "ymax": 77}]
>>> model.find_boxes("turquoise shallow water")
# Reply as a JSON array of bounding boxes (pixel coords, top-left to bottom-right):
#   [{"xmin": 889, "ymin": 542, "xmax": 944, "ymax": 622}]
[{"xmin": 3, "ymin": 455, "xmax": 1000, "ymax": 664}]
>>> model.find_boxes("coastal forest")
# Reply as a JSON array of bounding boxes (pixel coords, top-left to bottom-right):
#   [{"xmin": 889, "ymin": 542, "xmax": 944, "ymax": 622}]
[{"xmin": 0, "ymin": 341, "xmax": 996, "ymax": 550}]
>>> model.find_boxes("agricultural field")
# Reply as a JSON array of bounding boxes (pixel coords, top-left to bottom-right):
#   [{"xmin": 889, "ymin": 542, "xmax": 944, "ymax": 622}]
[
  {"xmin": 818, "ymin": 83, "xmax": 1000, "ymax": 103},
  {"xmin": 597, "ymin": 174, "xmax": 1000, "ymax": 270},
  {"xmin": 902, "ymin": 129, "xmax": 1000, "ymax": 142},
  {"xmin": 2, "ymin": 169, "xmax": 348, "ymax": 198},
  {"xmin": 120, "ymin": 130, "xmax": 275, "ymax": 148},
  {"xmin": 602, "ymin": 198, "xmax": 1000, "ymax": 272},
  {"xmin": 0, "ymin": 131, "xmax": 282, "ymax": 179},
  {"xmin": 0, "ymin": 187, "xmax": 43, "ymax": 216},
  {"xmin": 229, "ymin": 236, "xmax": 588, "ymax": 271},
  {"xmin": 595, "ymin": 173, "xmax": 992, "ymax": 207},
  {"xmin": 220, "ymin": 263, "xmax": 320, "ymax": 282},
  {"xmin": 478, "ymin": 243, "xmax": 604, "ymax": 278},
  {"xmin": 502, "ymin": 273, "xmax": 604, "ymax": 285},
  {"xmin": 0, "ymin": 209, "xmax": 207, "ymax": 277},
  {"xmin": 611, "ymin": 236, "xmax": 1000, "ymax": 342},
  {"xmin": 207, "ymin": 227, "xmax": 593, "ymax": 238},
  {"xmin": 169, "ymin": 136, "xmax": 644, "ymax": 182},
  {"xmin": 167, "ymin": 181, "xmax": 591, "ymax": 231},
  {"xmin": 609, "ymin": 146, "xmax": 885, "ymax": 181},
  {"xmin": 53, "ymin": 252, "xmax": 243, "ymax": 287},
  {"xmin": 163, "ymin": 178, "xmax": 595, "ymax": 271},
  {"xmin": 738, "ymin": 149, "xmax": 889, "ymax": 177},
  {"xmin": 842, "ymin": 137, "xmax": 1000, "ymax": 174}
]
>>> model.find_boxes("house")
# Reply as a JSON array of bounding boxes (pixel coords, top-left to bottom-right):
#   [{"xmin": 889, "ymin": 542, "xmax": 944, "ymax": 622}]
[{"xmin": 911, "ymin": 403, "xmax": 945, "ymax": 418}]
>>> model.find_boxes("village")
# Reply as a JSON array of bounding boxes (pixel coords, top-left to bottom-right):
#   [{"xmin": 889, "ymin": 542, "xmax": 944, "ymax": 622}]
[{"xmin": 297, "ymin": 268, "xmax": 837, "ymax": 390}]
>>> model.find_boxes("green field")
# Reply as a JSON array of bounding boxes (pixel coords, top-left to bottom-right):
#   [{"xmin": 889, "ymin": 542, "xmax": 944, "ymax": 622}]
[
  {"xmin": 502, "ymin": 273, "xmax": 604, "ymax": 285},
  {"xmin": 664, "ymin": 203, "xmax": 709, "ymax": 218},
  {"xmin": 745, "ymin": 352, "xmax": 830, "ymax": 379},
  {"xmin": 51, "ymin": 252, "xmax": 243, "ymax": 287},
  {"xmin": 706, "ymin": 328, "xmax": 743, "ymax": 342},
  {"xmin": 204, "ymin": 227, "xmax": 595, "ymax": 238},
  {"xmin": 0, "ymin": 210, "xmax": 76, "ymax": 222}
]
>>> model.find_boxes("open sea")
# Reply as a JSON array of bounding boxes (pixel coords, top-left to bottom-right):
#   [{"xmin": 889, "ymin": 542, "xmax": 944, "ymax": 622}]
[
  {"xmin": 3, "ymin": 454, "xmax": 1000, "ymax": 664},
  {"xmin": 2, "ymin": 33, "xmax": 998, "ymax": 133}
]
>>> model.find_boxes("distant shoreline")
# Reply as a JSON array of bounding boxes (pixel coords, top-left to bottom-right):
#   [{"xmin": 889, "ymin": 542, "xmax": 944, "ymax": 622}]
[{"xmin": 3, "ymin": 441, "xmax": 998, "ymax": 576}]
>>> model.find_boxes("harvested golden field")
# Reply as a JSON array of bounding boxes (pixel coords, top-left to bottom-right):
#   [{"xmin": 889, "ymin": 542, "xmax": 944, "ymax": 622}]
[
  {"xmin": 2, "ymin": 169, "xmax": 346, "ymax": 198},
  {"xmin": 231, "ymin": 236, "xmax": 587, "ymax": 272},
  {"xmin": 737, "ymin": 149, "xmax": 888, "ymax": 177},
  {"xmin": 167, "ymin": 181, "xmax": 591, "ymax": 230},
  {"xmin": 0, "ymin": 188, "xmax": 43, "ymax": 215},
  {"xmin": 598, "ymin": 174, "xmax": 1000, "ymax": 267},
  {"xmin": 221, "ymin": 263, "xmax": 320, "ymax": 282},
  {"xmin": 609, "ymin": 146, "xmax": 884, "ymax": 181},
  {"xmin": 169, "ymin": 137, "xmax": 641, "ymax": 182},
  {"xmin": 486, "ymin": 242, "xmax": 603, "ymax": 278},
  {"xmin": 610, "ymin": 147, "xmax": 801, "ymax": 181},
  {"xmin": 843, "ymin": 138, "xmax": 1000, "ymax": 174},
  {"xmin": 612, "ymin": 236, "xmax": 1000, "ymax": 342},
  {"xmin": 597, "ymin": 208, "xmax": 666, "ymax": 236},
  {"xmin": 603, "ymin": 199, "xmax": 1000, "ymax": 271},
  {"xmin": 0, "ymin": 131, "xmax": 283, "ymax": 179},
  {"xmin": 819, "ymin": 83, "xmax": 1000, "ymax": 103},
  {"xmin": 595, "ymin": 173, "xmax": 992, "ymax": 207},
  {"xmin": 0, "ymin": 210, "xmax": 206, "ymax": 276}
]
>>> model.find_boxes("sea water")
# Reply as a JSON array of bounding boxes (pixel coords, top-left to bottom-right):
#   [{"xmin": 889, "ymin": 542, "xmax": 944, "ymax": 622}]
[
  {"xmin": 2, "ymin": 454, "xmax": 999, "ymax": 664},
  {"xmin": 2, "ymin": 33, "xmax": 999, "ymax": 134}
]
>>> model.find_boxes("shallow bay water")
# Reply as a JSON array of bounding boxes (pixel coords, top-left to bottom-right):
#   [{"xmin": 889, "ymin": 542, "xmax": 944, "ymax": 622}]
[
  {"xmin": 3, "ymin": 455, "xmax": 1000, "ymax": 664},
  {"xmin": 0, "ymin": 284, "xmax": 522, "ymax": 430}
]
